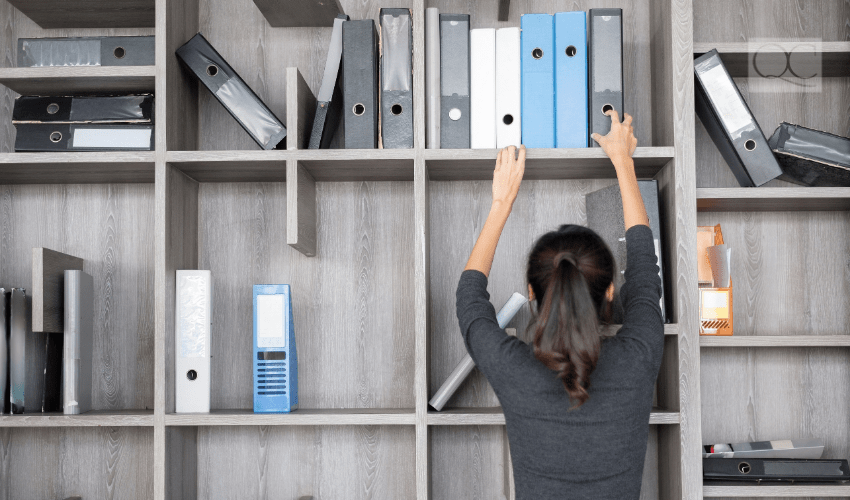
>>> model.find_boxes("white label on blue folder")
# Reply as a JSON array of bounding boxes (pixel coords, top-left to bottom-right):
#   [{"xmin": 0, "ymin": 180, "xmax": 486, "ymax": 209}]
[
  {"xmin": 699, "ymin": 63, "xmax": 751, "ymax": 139},
  {"xmin": 72, "ymin": 128, "xmax": 151, "ymax": 148},
  {"xmin": 257, "ymin": 294, "xmax": 286, "ymax": 348}
]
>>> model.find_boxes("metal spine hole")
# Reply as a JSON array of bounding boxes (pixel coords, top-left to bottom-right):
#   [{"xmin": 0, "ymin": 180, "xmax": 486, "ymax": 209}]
[
  {"xmin": 206, "ymin": 65, "xmax": 219, "ymax": 77},
  {"xmin": 391, "ymin": 104, "xmax": 403, "ymax": 115},
  {"xmin": 47, "ymin": 103, "xmax": 60, "ymax": 115},
  {"xmin": 113, "ymin": 46, "xmax": 126, "ymax": 59},
  {"xmin": 532, "ymin": 48, "xmax": 543, "ymax": 59},
  {"xmin": 745, "ymin": 139, "xmax": 756, "ymax": 151},
  {"xmin": 353, "ymin": 103, "xmax": 365, "ymax": 116},
  {"xmin": 49, "ymin": 132, "xmax": 62, "ymax": 143},
  {"xmin": 602, "ymin": 104, "xmax": 614, "ymax": 114},
  {"xmin": 187, "ymin": 370, "xmax": 198, "ymax": 381},
  {"xmin": 566, "ymin": 45, "xmax": 577, "ymax": 57},
  {"xmin": 503, "ymin": 114, "xmax": 514, "ymax": 125}
]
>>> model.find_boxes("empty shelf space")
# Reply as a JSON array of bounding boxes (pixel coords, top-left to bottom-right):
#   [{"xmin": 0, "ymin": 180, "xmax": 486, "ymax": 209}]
[
  {"xmin": 297, "ymin": 149, "xmax": 415, "ymax": 181},
  {"xmin": 0, "ymin": 152, "xmax": 155, "ymax": 183},
  {"xmin": 697, "ymin": 188, "xmax": 850, "ymax": 212},
  {"xmin": 166, "ymin": 150, "xmax": 291, "ymax": 182},
  {"xmin": 701, "ymin": 335, "xmax": 850, "ymax": 347},
  {"xmin": 424, "ymin": 147, "xmax": 675, "ymax": 181},
  {"xmin": 5, "ymin": 0, "xmax": 155, "ymax": 29},
  {"xmin": 427, "ymin": 408, "xmax": 679, "ymax": 425},
  {"xmin": 0, "ymin": 410, "xmax": 153, "ymax": 427},
  {"xmin": 164, "ymin": 408, "xmax": 416, "ymax": 426},
  {"xmin": 0, "ymin": 66, "xmax": 155, "ymax": 95},
  {"xmin": 694, "ymin": 41, "xmax": 850, "ymax": 77},
  {"xmin": 703, "ymin": 484, "xmax": 850, "ymax": 497}
]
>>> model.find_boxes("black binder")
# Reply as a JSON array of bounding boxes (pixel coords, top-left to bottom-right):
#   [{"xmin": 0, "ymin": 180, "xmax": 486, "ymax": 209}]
[
  {"xmin": 439, "ymin": 14, "xmax": 470, "ymax": 149},
  {"xmin": 9, "ymin": 288, "xmax": 42, "ymax": 414},
  {"xmin": 308, "ymin": 14, "xmax": 348, "ymax": 149},
  {"xmin": 15, "ymin": 124, "xmax": 154, "ymax": 152},
  {"xmin": 41, "ymin": 333, "xmax": 63, "ymax": 412},
  {"xmin": 176, "ymin": 33, "xmax": 286, "ymax": 150},
  {"xmin": 704, "ymin": 458, "xmax": 850, "ymax": 483},
  {"xmin": 0, "ymin": 290, "xmax": 9, "ymax": 414},
  {"xmin": 380, "ymin": 8, "xmax": 414, "ymax": 149},
  {"xmin": 586, "ymin": 180, "xmax": 666, "ymax": 323},
  {"xmin": 587, "ymin": 9, "xmax": 623, "ymax": 146},
  {"xmin": 695, "ymin": 49, "xmax": 781, "ymax": 187},
  {"xmin": 342, "ymin": 20, "xmax": 379, "ymax": 149},
  {"xmin": 768, "ymin": 123, "xmax": 850, "ymax": 187},
  {"xmin": 18, "ymin": 36, "xmax": 155, "ymax": 67},
  {"xmin": 13, "ymin": 95, "xmax": 154, "ymax": 123}
]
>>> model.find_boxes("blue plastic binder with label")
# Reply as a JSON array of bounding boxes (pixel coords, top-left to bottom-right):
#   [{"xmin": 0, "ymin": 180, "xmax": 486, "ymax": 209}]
[
  {"xmin": 555, "ymin": 12, "xmax": 588, "ymax": 148},
  {"xmin": 520, "ymin": 14, "xmax": 555, "ymax": 148},
  {"xmin": 253, "ymin": 285, "xmax": 298, "ymax": 413}
]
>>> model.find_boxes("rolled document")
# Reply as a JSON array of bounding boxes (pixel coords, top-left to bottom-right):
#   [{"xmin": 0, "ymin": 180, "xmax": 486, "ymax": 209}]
[{"xmin": 429, "ymin": 292, "xmax": 527, "ymax": 411}]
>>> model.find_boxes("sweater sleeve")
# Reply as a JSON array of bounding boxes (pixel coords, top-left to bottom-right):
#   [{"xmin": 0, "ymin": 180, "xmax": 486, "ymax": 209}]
[
  {"xmin": 455, "ymin": 270, "xmax": 519, "ymax": 374},
  {"xmin": 616, "ymin": 224, "xmax": 665, "ymax": 359}
]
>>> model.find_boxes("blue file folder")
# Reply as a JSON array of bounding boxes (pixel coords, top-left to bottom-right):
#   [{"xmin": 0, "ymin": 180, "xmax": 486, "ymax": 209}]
[
  {"xmin": 555, "ymin": 12, "xmax": 588, "ymax": 148},
  {"xmin": 253, "ymin": 285, "xmax": 298, "ymax": 413},
  {"xmin": 521, "ymin": 14, "xmax": 555, "ymax": 148}
]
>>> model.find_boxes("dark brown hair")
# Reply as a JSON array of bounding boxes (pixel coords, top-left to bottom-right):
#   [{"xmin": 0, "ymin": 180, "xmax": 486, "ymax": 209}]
[{"xmin": 526, "ymin": 224, "xmax": 615, "ymax": 408}]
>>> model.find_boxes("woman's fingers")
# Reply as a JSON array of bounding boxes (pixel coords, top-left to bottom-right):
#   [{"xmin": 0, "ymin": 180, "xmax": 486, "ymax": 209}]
[
  {"xmin": 590, "ymin": 132, "xmax": 602, "ymax": 145},
  {"xmin": 623, "ymin": 113, "xmax": 633, "ymax": 127},
  {"xmin": 606, "ymin": 108, "xmax": 620, "ymax": 126}
]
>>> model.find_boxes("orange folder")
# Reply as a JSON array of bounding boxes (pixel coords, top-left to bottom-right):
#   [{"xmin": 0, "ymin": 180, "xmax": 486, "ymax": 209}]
[{"xmin": 698, "ymin": 225, "xmax": 733, "ymax": 336}]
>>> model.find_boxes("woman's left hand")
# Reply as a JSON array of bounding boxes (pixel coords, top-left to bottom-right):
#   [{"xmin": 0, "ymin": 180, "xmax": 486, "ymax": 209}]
[{"xmin": 492, "ymin": 145, "xmax": 526, "ymax": 210}]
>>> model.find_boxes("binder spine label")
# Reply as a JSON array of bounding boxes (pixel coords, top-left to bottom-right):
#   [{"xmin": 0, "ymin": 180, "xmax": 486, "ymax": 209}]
[
  {"xmin": 18, "ymin": 37, "xmax": 155, "ymax": 67},
  {"xmin": 588, "ymin": 9, "xmax": 624, "ymax": 145},
  {"xmin": 381, "ymin": 9, "xmax": 414, "ymax": 149},
  {"xmin": 440, "ymin": 14, "xmax": 471, "ymax": 149},
  {"xmin": 343, "ymin": 20, "xmax": 379, "ymax": 149},
  {"xmin": 521, "ymin": 14, "xmax": 555, "ymax": 148},
  {"xmin": 555, "ymin": 12, "xmax": 588, "ymax": 148}
]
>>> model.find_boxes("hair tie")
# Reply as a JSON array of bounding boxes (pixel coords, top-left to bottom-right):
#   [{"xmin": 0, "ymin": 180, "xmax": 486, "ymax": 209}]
[{"xmin": 554, "ymin": 252, "xmax": 577, "ymax": 268}]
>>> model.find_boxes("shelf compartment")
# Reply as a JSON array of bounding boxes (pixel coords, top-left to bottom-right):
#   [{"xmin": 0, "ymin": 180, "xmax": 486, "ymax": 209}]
[
  {"xmin": 694, "ymin": 42, "xmax": 850, "ymax": 78},
  {"xmin": 6, "ymin": 0, "xmax": 154, "ymax": 29},
  {"xmin": 166, "ymin": 150, "xmax": 291, "ymax": 183},
  {"xmin": 701, "ymin": 335, "xmax": 850, "ymax": 347},
  {"xmin": 297, "ymin": 149, "xmax": 415, "ymax": 182},
  {"xmin": 704, "ymin": 484, "xmax": 850, "ymax": 497},
  {"xmin": 0, "ymin": 410, "xmax": 153, "ymax": 427},
  {"xmin": 427, "ymin": 407, "xmax": 680, "ymax": 426},
  {"xmin": 165, "ymin": 408, "xmax": 416, "ymax": 426},
  {"xmin": 0, "ymin": 152, "xmax": 155, "ymax": 183},
  {"xmin": 0, "ymin": 66, "xmax": 155, "ymax": 95},
  {"xmin": 697, "ymin": 188, "xmax": 850, "ymax": 212},
  {"xmin": 424, "ymin": 147, "xmax": 675, "ymax": 181}
]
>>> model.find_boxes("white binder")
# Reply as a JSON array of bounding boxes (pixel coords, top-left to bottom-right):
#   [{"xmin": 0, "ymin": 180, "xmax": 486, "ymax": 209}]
[
  {"xmin": 496, "ymin": 27, "xmax": 521, "ymax": 148},
  {"xmin": 470, "ymin": 29, "xmax": 496, "ymax": 149},
  {"xmin": 175, "ymin": 270, "xmax": 212, "ymax": 413}
]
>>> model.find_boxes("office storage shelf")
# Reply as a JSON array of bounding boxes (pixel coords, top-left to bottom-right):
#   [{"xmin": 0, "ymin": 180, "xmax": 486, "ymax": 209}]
[
  {"xmin": 0, "ymin": 66, "xmax": 156, "ymax": 95},
  {"xmin": 0, "ymin": 152, "xmax": 156, "ymax": 183},
  {"xmin": 0, "ymin": 410, "xmax": 154, "ymax": 427},
  {"xmin": 164, "ymin": 408, "xmax": 416, "ymax": 426},
  {"xmin": 427, "ymin": 407, "xmax": 680, "ymax": 426},
  {"xmin": 701, "ymin": 335, "xmax": 850, "ymax": 347},
  {"xmin": 693, "ymin": 42, "xmax": 850, "ymax": 78},
  {"xmin": 5, "ymin": 0, "xmax": 155, "ymax": 29},
  {"xmin": 703, "ymin": 484, "xmax": 850, "ymax": 497},
  {"xmin": 697, "ymin": 187, "xmax": 850, "ymax": 212}
]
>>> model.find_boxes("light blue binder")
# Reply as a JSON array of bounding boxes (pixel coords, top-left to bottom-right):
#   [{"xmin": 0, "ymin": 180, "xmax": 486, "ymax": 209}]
[
  {"xmin": 520, "ymin": 14, "xmax": 555, "ymax": 148},
  {"xmin": 253, "ymin": 285, "xmax": 298, "ymax": 413},
  {"xmin": 555, "ymin": 12, "xmax": 588, "ymax": 148}
]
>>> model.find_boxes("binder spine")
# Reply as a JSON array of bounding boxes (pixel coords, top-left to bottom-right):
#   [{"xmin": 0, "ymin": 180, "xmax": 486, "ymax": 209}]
[
  {"xmin": 309, "ymin": 15, "xmax": 348, "ymax": 149},
  {"xmin": 176, "ymin": 33, "xmax": 286, "ymax": 150},
  {"xmin": 17, "ymin": 36, "xmax": 155, "ymax": 67},
  {"xmin": 380, "ymin": 8, "xmax": 414, "ymax": 149},
  {"xmin": 14, "ymin": 123, "xmax": 155, "ymax": 152},
  {"xmin": 521, "ymin": 14, "xmax": 555, "ymax": 148},
  {"xmin": 9, "ymin": 288, "xmax": 27, "ymax": 414},
  {"xmin": 253, "ymin": 285, "xmax": 298, "ymax": 413},
  {"xmin": 0, "ymin": 290, "xmax": 9, "ymax": 414},
  {"xmin": 495, "ymin": 27, "xmax": 521, "ymax": 148},
  {"xmin": 425, "ymin": 8, "xmax": 441, "ymax": 148},
  {"xmin": 555, "ymin": 12, "xmax": 588, "ymax": 148},
  {"xmin": 342, "ymin": 20, "xmax": 379, "ymax": 149},
  {"xmin": 64, "ymin": 271, "xmax": 93, "ymax": 415},
  {"xmin": 587, "ymin": 9, "xmax": 624, "ymax": 146},
  {"xmin": 439, "ymin": 14, "xmax": 471, "ymax": 149},
  {"xmin": 175, "ymin": 271, "xmax": 212, "ymax": 413},
  {"xmin": 13, "ymin": 95, "xmax": 154, "ymax": 124},
  {"xmin": 470, "ymin": 29, "xmax": 496, "ymax": 149}
]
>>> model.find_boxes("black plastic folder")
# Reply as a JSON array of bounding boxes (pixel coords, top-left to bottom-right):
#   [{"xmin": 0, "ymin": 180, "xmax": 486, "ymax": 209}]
[
  {"xmin": 439, "ymin": 14, "xmax": 470, "ymax": 149},
  {"xmin": 380, "ymin": 8, "xmax": 414, "ymax": 149},
  {"xmin": 768, "ymin": 123, "xmax": 850, "ymax": 187},
  {"xmin": 308, "ymin": 14, "xmax": 348, "ymax": 149},
  {"xmin": 15, "ymin": 124, "xmax": 154, "ymax": 152},
  {"xmin": 176, "ymin": 33, "xmax": 287, "ymax": 150},
  {"xmin": 18, "ymin": 36, "xmax": 155, "ymax": 67},
  {"xmin": 694, "ymin": 49, "xmax": 781, "ymax": 187},
  {"xmin": 13, "ymin": 95, "xmax": 154, "ymax": 123},
  {"xmin": 704, "ymin": 458, "xmax": 850, "ymax": 483},
  {"xmin": 342, "ymin": 20, "xmax": 379, "ymax": 149},
  {"xmin": 587, "ymin": 9, "xmax": 623, "ymax": 145}
]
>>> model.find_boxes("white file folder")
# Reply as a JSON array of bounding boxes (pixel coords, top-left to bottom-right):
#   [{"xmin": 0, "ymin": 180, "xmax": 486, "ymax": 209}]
[
  {"xmin": 496, "ymin": 28, "xmax": 521, "ymax": 148},
  {"xmin": 470, "ymin": 29, "xmax": 496, "ymax": 149},
  {"xmin": 175, "ymin": 270, "xmax": 212, "ymax": 413}
]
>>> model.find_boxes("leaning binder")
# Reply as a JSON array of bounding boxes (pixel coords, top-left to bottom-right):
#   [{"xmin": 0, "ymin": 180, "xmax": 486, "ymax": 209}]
[
  {"xmin": 767, "ymin": 123, "xmax": 850, "ymax": 187},
  {"xmin": 380, "ymin": 8, "xmax": 413, "ymax": 149},
  {"xmin": 0, "ymin": 289, "xmax": 9, "ymax": 414},
  {"xmin": 18, "ymin": 36, "xmax": 155, "ymax": 67},
  {"xmin": 440, "ymin": 14, "xmax": 471, "ymax": 149},
  {"xmin": 703, "ymin": 458, "xmax": 850, "ymax": 483},
  {"xmin": 342, "ymin": 20, "xmax": 379, "ymax": 149},
  {"xmin": 64, "ymin": 271, "xmax": 94, "ymax": 415},
  {"xmin": 694, "ymin": 49, "xmax": 781, "ymax": 186},
  {"xmin": 15, "ymin": 123, "xmax": 154, "ymax": 152},
  {"xmin": 175, "ymin": 271, "xmax": 212, "ymax": 413},
  {"xmin": 495, "ymin": 27, "xmax": 521, "ymax": 148},
  {"xmin": 176, "ymin": 33, "xmax": 286, "ymax": 150},
  {"xmin": 470, "ymin": 28, "xmax": 496, "ymax": 149},
  {"xmin": 521, "ymin": 14, "xmax": 555, "ymax": 148},
  {"xmin": 555, "ymin": 12, "xmax": 588, "ymax": 148},
  {"xmin": 587, "ymin": 9, "xmax": 623, "ymax": 145},
  {"xmin": 308, "ymin": 15, "xmax": 348, "ymax": 149},
  {"xmin": 13, "ymin": 95, "xmax": 154, "ymax": 124}
]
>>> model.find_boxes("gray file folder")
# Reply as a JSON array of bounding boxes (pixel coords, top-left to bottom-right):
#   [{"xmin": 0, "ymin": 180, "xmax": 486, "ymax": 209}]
[
  {"xmin": 64, "ymin": 271, "xmax": 93, "ymax": 415},
  {"xmin": 343, "ymin": 20, "xmax": 379, "ymax": 149},
  {"xmin": 380, "ymin": 8, "xmax": 414, "ymax": 149},
  {"xmin": 10, "ymin": 288, "xmax": 44, "ymax": 414},
  {"xmin": 587, "ymin": 9, "xmax": 623, "ymax": 146},
  {"xmin": 440, "ymin": 14, "xmax": 470, "ymax": 149},
  {"xmin": 308, "ymin": 15, "xmax": 348, "ymax": 149},
  {"xmin": 425, "ymin": 8, "xmax": 441, "ymax": 148},
  {"xmin": 18, "ymin": 36, "xmax": 155, "ymax": 67},
  {"xmin": 0, "ymin": 289, "xmax": 9, "ymax": 414}
]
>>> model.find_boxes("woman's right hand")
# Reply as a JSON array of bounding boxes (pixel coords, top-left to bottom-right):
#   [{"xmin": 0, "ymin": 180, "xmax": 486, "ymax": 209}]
[
  {"xmin": 491, "ymin": 145, "xmax": 526, "ymax": 210},
  {"xmin": 591, "ymin": 110, "xmax": 637, "ymax": 164}
]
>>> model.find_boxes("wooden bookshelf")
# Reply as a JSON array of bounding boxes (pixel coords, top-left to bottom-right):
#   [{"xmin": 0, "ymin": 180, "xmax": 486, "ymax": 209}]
[
  {"xmin": 703, "ymin": 484, "xmax": 850, "ymax": 498},
  {"xmin": 0, "ymin": 410, "xmax": 154, "ymax": 427},
  {"xmin": 0, "ymin": 66, "xmax": 156, "ymax": 95},
  {"xmin": 693, "ymin": 41, "xmax": 850, "ymax": 78},
  {"xmin": 701, "ymin": 336, "xmax": 850, "ymax": 348}
]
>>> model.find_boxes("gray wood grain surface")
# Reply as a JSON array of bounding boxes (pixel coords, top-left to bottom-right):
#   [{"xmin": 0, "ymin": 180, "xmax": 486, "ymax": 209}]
[
  {"xmin": 693, "ymin": 42, "xmax": 850, "ymax": 78},
  {"xmin": 286, "ymin": 160, "xmax": 318, "ymax": 256},
  {"xmin": 0, "ymin": 410, "xmax": 153, "ymax": 427},
  {"xmin": 697, "ymin": 187, "xmax": 850, "ymax": 212},
  {"xmin": 253, "ymin": 0, "xmax": 344, "ymax": 27},
  {"xmin": 31, "ymin": 247, "xmax": 84, "ymax": 333},
  {"xmin": 0, "ymin": 66, "xmax": 155, "ymax": 95},
  {"xmin": 0, "ymin": 152, "xmax": 155, "ymax": 184},
  {"xmin": 5, "ymin": 0, "xmax": 154, "ymax": 29}
]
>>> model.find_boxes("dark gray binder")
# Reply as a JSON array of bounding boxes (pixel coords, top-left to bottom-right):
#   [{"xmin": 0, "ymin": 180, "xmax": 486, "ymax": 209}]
[
  {"xmin": 703, "ymin": 458, "xmax": 850, "ymax": 483},
  {"xmin": 176, "ymin": 33, "xmax": 286, "ymax": 150},
  {"xmin": 10, "ymin": 288, "xmax": 45, "ymax": 414},
  {"xmin": 0, "ymin": 289, "xmax": 9, "ymax": 414},
  {"xmin": 13, "ymin": 95, "xmax": 154, "ymax": 124},
  {"xmin": 15, "ymin": 123, "xmax": 154, "ymax": 152},
  {"xmin": 768, "ymin": 123, "xmax": 850, "ymax": 187},
  {"xmin": 308, "ymin": 15, "xmax": 348, "ymax": 149},
  {"xmin": 694, "ymin": 49, "xmax": 781, "ymax": 187},
  {"xmin": 587, "ymin": 9, "xmax": 623, "ymax": 146},
  {"xmin": 439, "ymin": 14, "xmax": 470, "ymax": 149},
  {"xmin": 17, "ymin": 36, "xmax": 155, "ymax": 67},
  {"xmin": 64, "ymin": 271, "xmax": 94, "ymax": 415},
  {"xmin": 586, "ymin": 180, "xmax": 667, "ymax": 323},
  {"xmin": 343, "ymin": 20, "xmax": 379, "ymax": 149},
  {"xmin": 380, "ymin": 8, "xmax": 414, "ymax": 149}
]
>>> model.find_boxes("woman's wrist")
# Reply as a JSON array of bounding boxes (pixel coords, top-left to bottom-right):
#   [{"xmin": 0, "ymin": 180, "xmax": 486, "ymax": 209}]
[{"xmin": 490, "ymin": 200, "xmax": 513, "ymax": 218}]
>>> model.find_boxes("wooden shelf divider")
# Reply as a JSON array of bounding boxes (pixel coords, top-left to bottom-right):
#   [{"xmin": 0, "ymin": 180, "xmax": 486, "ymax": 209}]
[
  {"xmin": 694, "ymin": 41, "xmax": 850, "ymax": 78},
  {"xmin": 697, "ymin": 187, "xmax": 850, "ymax": 212},
  {"xmin": 0, "ymin": 410, "xmax": 154, "ymax": 427},
  {"xmin": 164, "ymin": 408, "xmax": 416, "ymax": 426},
  {"xmin": 0, "ymin": 66, "xmax": 155, "ymax": 95},
  {"xmin": 703, "ymin": 484, "xmax": 850, "ymax": 498},
  {"xmin": 701, "ymin": 335, "xmax": 850, "ymax": 347}
]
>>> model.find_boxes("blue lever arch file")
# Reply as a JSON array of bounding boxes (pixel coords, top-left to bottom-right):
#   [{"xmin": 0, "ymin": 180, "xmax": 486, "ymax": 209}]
[
  {"xmin": 520, "ymin": 14, "xmax": 555, "ymax": 148},
  {"xmin": 555, "ymin": 12, "xmax": 588, "ymax": 148},
  {"xmin": 253, "ymin": 285, "xmax": 298, "ymax": 413}
]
